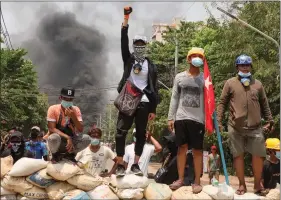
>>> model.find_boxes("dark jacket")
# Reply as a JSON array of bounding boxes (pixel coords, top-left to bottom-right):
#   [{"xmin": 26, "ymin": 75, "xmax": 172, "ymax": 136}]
[{"xmin": 117, "ymin": 24, "xmax": 159, "ymax": 113}]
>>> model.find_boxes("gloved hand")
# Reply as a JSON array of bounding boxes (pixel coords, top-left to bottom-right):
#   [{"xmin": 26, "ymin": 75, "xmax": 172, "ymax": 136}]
[{"xmin": 124, "ymin": 6, "xmax": 133, "ymax": 19}]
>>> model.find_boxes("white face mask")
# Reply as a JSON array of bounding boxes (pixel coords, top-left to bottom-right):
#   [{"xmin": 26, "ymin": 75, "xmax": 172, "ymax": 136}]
[{"xmin": 11, "ymin": 142, "xmax": 21, "ymax": 152}]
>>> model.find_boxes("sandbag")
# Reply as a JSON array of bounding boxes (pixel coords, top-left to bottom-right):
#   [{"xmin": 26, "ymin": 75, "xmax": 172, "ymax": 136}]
[
  {"xmin": 87, "ymin": 185, "xmax": 119, "ymax": 200},
  {"xmin": 63, "ymin": 189, "xmax": 91, "ymax": 200},
  {"xmin": 16, "ymin": 195, "xmax": 40, "ymax": 200},
  {"xmin": 26, "ymin": 168, "xmax": 56, "ymax": 188},
  {"xmin": 67, "ymin": 174, "xmax": 103, "ymax": 191},
  {"xmin": 1, "ymin": 156, "xmax": 13, "ymax": 178},
  {"xmin": 117, "ymin": 188, "xmax": 144, "ymax": 200},
  {"xmin": 46, "ymin": 161, "xmax": 81, "ymax": 181},
  {"xmin": 234, "ymin": 193, "xmax": 265, "ymax": 200},
  {"xmin": 266, "ymin": 188, "xmax": 280, "ymax": 200},
  {"xmin": 0, "ymin": 195, "xmax": 17, "ymax": 200},
  {"xmin": 1, "ymin": 186, "xmax": 16, "ymax": 195},
  {"xmin": 1, "ymin": 175, "xmax": 33, "ymax": 193},
  {"xmin": 144, "ymin": 183, "xmax": 172, "ymax": 200},
  {"xmin": 20, "ymin": 186, "xmax": 48, "ymax": 199},
  {"xmin": 203, "ymin": 184, "xmax": 234, "ymax": 200},
  {"xmin": 171, "ymin": 186, "xmax": 212, "ymax": 200},
  {"xmin": 110, "ymin": 174, "xmax": 149, "ymax": 189},
  {"xmin": 46, "ymin": 182, "xmax": 76, "ymax": 200},
  {"xmin": 9, "ymin": 158, "xmax": 47, "ymax": 177}
]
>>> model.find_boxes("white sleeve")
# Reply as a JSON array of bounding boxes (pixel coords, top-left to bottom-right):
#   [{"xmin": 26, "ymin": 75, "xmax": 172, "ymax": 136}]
[
  {"xmin": 75, "ymin": 149, "xmax": 84, "ymax": 161},
  {"xmin": 105, "ymin": 147, "xmax": 116, "ymax": 160}
]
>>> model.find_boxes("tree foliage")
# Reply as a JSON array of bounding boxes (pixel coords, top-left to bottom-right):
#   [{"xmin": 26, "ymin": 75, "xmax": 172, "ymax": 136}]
[{"xmin": 0, "ymin": 47, "xmax": 49, "ymax": 137}]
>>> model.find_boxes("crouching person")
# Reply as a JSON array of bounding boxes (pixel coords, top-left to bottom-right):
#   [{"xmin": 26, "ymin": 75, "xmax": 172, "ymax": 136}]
[
  {"xmin": 46, "ymin": 86, "xmax": 91, "ymax": 163},
  {"xmin": 75, "ymin": 128, "xmax": 118, "ymax": 177}
]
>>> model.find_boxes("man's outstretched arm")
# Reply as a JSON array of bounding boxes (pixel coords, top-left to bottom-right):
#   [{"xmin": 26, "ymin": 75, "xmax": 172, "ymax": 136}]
[{"xmin": 121, "ymin": 6, "xmax": 133, "ymax": 64}]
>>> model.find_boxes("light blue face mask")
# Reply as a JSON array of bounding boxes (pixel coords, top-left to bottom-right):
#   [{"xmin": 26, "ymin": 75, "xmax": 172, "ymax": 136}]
[
  {"xmin": 238, "ymin": 71, "xmax": 251, "ymax": 78},
  {"xmin": 133, "ymin": 136, "xmax": 136, "ymax": 142},
  {"xmin": 61, "ymin": 100, "xmax": 73, "ymax": 108},
  {"xmin": 91, "ymin": 138, "xmax": 100, "ymax": 146},
  {"xmin": 191, "ymin": 57, "xmax": 204, "ymax": 67},
  {"xmin": 276, "ymin": 151, "xmax": 280, "ymax": 159}
]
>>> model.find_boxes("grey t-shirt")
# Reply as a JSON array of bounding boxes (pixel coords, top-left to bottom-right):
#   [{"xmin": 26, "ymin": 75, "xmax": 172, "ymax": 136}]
[{"xmin": 168, "ymin": 71, "xmax": 204, "ymax": 124}]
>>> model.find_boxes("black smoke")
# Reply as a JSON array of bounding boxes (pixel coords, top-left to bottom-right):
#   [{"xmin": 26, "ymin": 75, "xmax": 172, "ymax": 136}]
[{"xmin": 23, "ymin": 11, "xmax": 109, "ymax": 128}]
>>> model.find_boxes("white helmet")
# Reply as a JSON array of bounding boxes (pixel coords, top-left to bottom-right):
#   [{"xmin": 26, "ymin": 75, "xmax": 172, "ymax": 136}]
[{"xmin": 133, "ymin": 35, "xmax": 148, "ymax": 44}]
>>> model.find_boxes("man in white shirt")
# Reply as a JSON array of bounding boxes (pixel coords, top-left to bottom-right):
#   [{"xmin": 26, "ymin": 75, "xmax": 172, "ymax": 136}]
[
  {"xmin": 123, "ymin": 128, "xmax": 162, "ymax": 177},
  {"xmin": 76, "ymin": 128, "xmax": 118, "ymax": 177}
]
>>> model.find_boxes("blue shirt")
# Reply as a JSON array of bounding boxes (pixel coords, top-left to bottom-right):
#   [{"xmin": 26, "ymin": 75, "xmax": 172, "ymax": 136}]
[{"xmin": 25, "ymin": 141, "xmax": 48, "ymax": 159}]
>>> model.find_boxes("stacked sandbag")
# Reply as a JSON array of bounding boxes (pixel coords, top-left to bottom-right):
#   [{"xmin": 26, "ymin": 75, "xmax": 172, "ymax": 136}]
[
  {"xmin": 110, "ymin": 174, "xmax": 150, "ymax": 189},
  {"xmin": 144, "ymin": 183, "xmax": 173, "ymax": 200},
  {"xmin": 234, "ymin": 193, "xmax": 265, "ymax": 200},
  {"xmin": 26, "ymin": 169, "xmax": 56, "ymax": 188},
  {"xmin": 1, "ymin": 156, "xmax": 13, "ymax": 178},
  {"xmin": 63, "ymin": 189, "xmax": 91, "ymax": 200},
  {"xmin": 203, "ymin": 183, "xmax": 235, "ymax": 200},
  {"xmin": 88, "ymin": 185, "xmax": 119, "ymax": 200},
  {"xmin": 172, "ymin": 186, "xmax": 212, "ymax": 200},
  {"xmin": 116, "ymin": 188, "xmax": 144, "ymax": 200},
  {"xmin": 46, "ymin": 182, "xmax": 76, "ymax": 200},
  {"xmin": 67, "ymin": 174, "xmax": 104, "ymax": 191}
]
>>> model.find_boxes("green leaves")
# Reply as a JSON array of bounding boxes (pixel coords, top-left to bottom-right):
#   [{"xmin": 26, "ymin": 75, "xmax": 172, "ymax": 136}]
[{"xmin": 0, "ymin": 47, "xmax": 48, "ymax": 136}]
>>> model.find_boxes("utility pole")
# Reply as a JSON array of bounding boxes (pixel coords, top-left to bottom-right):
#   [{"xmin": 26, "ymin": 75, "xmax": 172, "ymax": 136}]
[{"xmin": 108, "ymin": 104, "xmax": 112, "ymax": 142}]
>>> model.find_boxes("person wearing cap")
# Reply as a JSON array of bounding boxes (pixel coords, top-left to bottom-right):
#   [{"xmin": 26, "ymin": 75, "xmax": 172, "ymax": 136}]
[
  {"xmin": 115, "ymin": 6, "xmax": 159, "ymax": 177},
  {"xmin": 76, "ymin": 128, "xmax": 118, "ymax": 177},
  {"xmin": 25, "ymin": 126, "xmax": 48, "ymax": 161},
  {"xmin": 217, "ymin": 54, "xmax": 274, "ymax": 195},
  {"xmin": 207, "ymin": 145, "xmax": 220, "ymax": 184},
  {"xmin": 0, "ymin": 131, "xmax": 33, "ymax": 163},
  {"xmin": 123, "ymin": 128, "xmax": 162, "ymax": 177},
  {"xmin": 46, "ymin": 86, "xmax": 91, "ymax": 163},
  {"xmin": 261, "ymin": 138, "xmax": 280, "ymax": 192},
  {"xmin": 167, "ymin": 47, "xmax": 205, "ymax": 193}
]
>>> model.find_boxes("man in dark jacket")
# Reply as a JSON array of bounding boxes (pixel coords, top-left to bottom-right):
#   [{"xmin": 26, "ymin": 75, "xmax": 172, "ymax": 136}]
[
  {"xmin": 115, "ymin": 6, "xmax": 159, "ymax": 177},
  {"xmin": 0, "ymin": 131, "xmax": 33, "ymax": 164}
]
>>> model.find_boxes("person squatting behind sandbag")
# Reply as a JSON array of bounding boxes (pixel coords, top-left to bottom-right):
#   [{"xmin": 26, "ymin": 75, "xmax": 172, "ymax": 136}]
[
  {"xmin": 114, "ymin": 6, "xmax": 159, "ymax": 178},
  {"xmin": 217, "ymin": 54, "xmax": 275, "ymax": 196},
  {"xmin": 167, "ymin": 47, "xmax": 206, "ymax": 194},
  {"xmin": 75, "ymin": 127, "xmax": 119, "ymax": 177},
  {"xmin": 261, "ymin": 138, "xmax": 280, "ymax": 194},
  {"xmin": 45, "ymin": 86, "xmax": 91, "ymax": 163},
  {"xmin": 123, "ymin": 128, "xmax": 162, "ymax": 177},
  {"xmin": 0, "ymin": 131, "xmax": 33, "ymax": 163},
  {"xmin": 25, "ymin": 126, "xmax": 48, "ymax": 161}
]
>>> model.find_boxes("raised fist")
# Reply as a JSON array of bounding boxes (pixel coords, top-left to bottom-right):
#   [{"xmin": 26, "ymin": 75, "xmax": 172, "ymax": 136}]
[{"xmin": 124, "ymin": 6, "xmax": 133, "ymax": 15}]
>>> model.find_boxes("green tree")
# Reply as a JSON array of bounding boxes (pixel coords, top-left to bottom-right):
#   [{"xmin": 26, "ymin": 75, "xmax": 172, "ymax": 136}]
[{"xmin": 0, "ymin": 47, "xmax": 49, "ymax": 137}]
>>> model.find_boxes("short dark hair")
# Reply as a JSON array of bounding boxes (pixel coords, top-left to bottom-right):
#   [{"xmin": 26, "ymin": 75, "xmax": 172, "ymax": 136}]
[{"xmin": 88, "ymin": 128, "xmax": 102, "ymax": 137}]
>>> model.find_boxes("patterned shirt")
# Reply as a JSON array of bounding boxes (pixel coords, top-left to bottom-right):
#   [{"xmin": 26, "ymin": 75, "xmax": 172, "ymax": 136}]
[
  {"xmin": 168, "ymin": 71, "xmax": 204, "ymax": 124},
  {"xmin": 25, "ymin": 141, "xmax": 48, "ymax": 159}
]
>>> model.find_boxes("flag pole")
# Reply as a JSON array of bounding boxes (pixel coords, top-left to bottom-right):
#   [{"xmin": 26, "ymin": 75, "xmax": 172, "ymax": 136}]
[{"xmin": 213, "ymin": 112, "xmax": 230, "ymax": 185}]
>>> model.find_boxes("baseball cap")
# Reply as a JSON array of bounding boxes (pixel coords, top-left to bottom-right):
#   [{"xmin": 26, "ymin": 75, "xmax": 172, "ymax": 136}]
[
  {"xmin": 61, "ymin": 87, "xmax": 75, "ymax": 99},
  {"xmin": 211, "ymin": 145, "xmax": 217, "ymax": 150},
  {"xmin": 31, "ymin": 126, "xmax": 40, "ymax": 132}
]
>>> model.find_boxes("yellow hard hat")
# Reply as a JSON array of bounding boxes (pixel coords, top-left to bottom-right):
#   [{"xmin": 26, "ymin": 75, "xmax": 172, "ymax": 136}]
[
  {"xmin": 187, "ymin": 47, "xmax": 205, "ymax": 59},
  {"xmin": 265, "ymin": 138, "xmax": 280, "ymax": 150}
]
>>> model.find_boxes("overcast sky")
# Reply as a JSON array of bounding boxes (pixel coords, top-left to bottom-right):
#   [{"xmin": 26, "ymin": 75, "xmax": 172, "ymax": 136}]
[{"xmin": 1, "ymin": 2, "xmax": 223, "ymax": 103}]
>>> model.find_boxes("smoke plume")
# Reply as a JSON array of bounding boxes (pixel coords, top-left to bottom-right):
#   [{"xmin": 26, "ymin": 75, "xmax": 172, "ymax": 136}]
[{"xmin": 23, "ymin": 11, "xmax": 109, "ymax": 126}]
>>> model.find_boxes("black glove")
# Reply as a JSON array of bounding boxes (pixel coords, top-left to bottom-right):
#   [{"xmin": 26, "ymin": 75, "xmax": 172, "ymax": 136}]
[{"xmin": 124, "ymin": 6, "xmax": 133, "ymax": 15}]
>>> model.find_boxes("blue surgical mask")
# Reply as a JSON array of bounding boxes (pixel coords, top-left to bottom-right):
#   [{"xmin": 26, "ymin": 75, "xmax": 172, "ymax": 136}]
[
  {"xmin": 61, "ymin": 100, "xmax": 73, "ymax": 108},
  {"xmin": 91, "ymin": 138, "xmax": 100, "ymax": 146},
  {"xmin": 276, "ymin": 152, "xmax": 280, "ymax": 159},
  {"xmin": 191, "ymin": 57, "xmax": 203, "ymax": 67},
  {"xmin": 133, "ymin": 137, "xmax": 136, "ymax": 142},
  {"xmin": 238, "ymin": 71, "xmax": 251, "ymax": 78}
]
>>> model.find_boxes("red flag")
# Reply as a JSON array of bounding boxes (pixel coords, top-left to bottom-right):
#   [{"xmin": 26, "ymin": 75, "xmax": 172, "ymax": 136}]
[{"xmin": 204, "ymin": 59, "xmax": 216, "ymax": 134}]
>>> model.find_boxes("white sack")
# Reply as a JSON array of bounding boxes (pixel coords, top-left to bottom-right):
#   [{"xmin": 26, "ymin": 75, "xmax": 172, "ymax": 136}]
[
  {"xmin": 67, "ymin": 174, "xmax": 103, "ymax": 191},
  {"xmin": 20, "ymin": 186, "xmax": 48, "ymax": 199},
  {"xmin": 144, "ymin": 183, "xmax": 172, "ymax": 200},
  {"xmin": 110, "ymin": 174, "xmax": 149, "ymax": 189},
  {"xmin": 46, "ymin": 161, "xmax": 81, "ymax": 181},
  {"xmin": 171, "ymin": 186, "xmax": 212, "ymax": 200},
  {"xmin": 46, "ymin": 181, "xmax": 76, "ymax": 200},
  {"xmin": 63, "ymin": 189, "xmax": 91, "ymax": 200},
  {"xmin": 117, "ymin": 188, "xmax": 144, "ymax": 200},
  {"xmin": 1, "ymin": 186, "xmax": 16, "ymax": 195},
  {"xmin": 1, "ymin": 175, "xmax": 33, "ymax": 193},
  {"xmin": 1, "ymin": 156, "xmax": 13, "ymax": 178},
  {"xmin": 9, "ymin": 158, "xmax": 47, "ymax": 177},
  {"xmin": 87, "ymin": 185, "xmax": 119, "ymax": 200}
]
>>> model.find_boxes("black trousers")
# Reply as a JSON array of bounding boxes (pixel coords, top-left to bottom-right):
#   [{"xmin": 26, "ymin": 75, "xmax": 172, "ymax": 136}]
[{"xmin": 115, "ymin": 102, "xmax": 149, "ymax": 157}]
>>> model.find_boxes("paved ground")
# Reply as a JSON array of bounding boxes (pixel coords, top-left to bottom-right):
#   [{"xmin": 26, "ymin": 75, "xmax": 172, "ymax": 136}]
[{"xmin": 148, "ymin": 162, "xmax": 255, "ymax": 193}]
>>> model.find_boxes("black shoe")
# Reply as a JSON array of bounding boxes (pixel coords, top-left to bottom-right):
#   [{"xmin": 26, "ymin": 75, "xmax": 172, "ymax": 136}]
[
  {"xmin": 131, "ymin": 163, "xmax": 143, "ymax": 176},
  {"xmin": 51, "ymin": 152, "xmax": 63, "ymax": 163},
  {"xmin": 116, "ymin": 164, "xmax": 126, "ymax": 178},
  {"xmin": 64, "ymin": 153, "xmax": 77, "ymax": 163}
]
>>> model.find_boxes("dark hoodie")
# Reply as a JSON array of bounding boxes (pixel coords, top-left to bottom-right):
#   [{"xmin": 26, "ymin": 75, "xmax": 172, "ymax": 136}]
[{"xmin": 0, "ymin": 131, "xmax": 32, "ymax": 164}]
